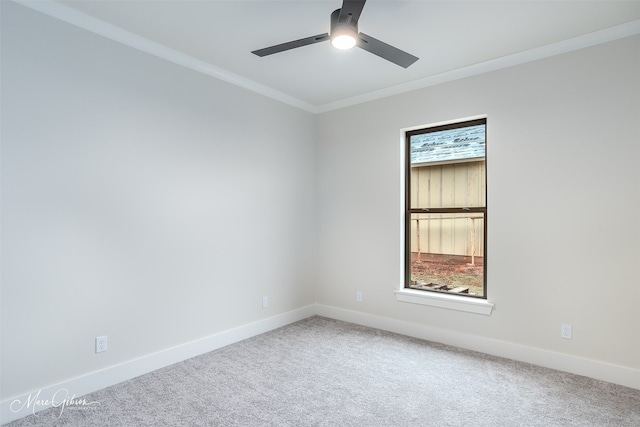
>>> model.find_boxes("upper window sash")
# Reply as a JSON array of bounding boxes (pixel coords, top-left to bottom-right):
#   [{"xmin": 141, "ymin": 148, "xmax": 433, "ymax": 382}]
[{"xmin": 406, "ymin": 118, "xmax": 486, "ymax": 211}]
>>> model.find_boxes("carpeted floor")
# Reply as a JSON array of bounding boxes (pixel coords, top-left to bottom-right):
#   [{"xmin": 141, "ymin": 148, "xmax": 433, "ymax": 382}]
[{"xmin": 5, "ymin": 316, "xmax": 640, "ymax": 426}]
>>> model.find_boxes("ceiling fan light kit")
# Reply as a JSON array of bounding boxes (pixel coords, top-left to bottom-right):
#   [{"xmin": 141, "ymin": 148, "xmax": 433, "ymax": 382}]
[
  {"xmin": 330, "ymin": 8, "xmax": 358, "ymax": 49},
  {"xmin": 251, "ymin": 0, "xmax": 419, "ymax": 68}
]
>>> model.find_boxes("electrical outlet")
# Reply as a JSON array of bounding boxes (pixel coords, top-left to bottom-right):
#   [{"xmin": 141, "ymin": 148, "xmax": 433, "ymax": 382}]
[
  {"xmin": 561, "ymin": 324, "xmax": 572, "ymax": 340},
  {"xmin": 95, "ymin": 336, "xmax": 108, "ymax": 353},
  {"xmin": 262, "ymin": 296, "xmax": 269, "ymax": 309},
  {"xmin": 356, "ymin": 291, "xmax": 363, "ymax": 302}
]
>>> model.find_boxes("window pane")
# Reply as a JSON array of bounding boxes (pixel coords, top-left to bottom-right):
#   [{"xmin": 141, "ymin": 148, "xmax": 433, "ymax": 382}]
[
  {"xmin": 409, "ymin": 123, "xmax": 486, "ymax": 210},
  {"xmin": 409, "ymin": 212, "xmax": 485, "ymax": 297}
]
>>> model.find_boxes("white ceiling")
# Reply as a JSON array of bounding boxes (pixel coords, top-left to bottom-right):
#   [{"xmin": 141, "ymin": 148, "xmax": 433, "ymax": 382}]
[{"xmin": 24, "ymin": 1, "xmax": 640, "ymax": 112}]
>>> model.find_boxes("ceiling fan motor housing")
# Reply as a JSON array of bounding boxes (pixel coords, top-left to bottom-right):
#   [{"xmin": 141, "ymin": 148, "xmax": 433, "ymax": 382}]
[{"xmin": 330, "ymin": 8, "xmax": 358, "ymax": 48}]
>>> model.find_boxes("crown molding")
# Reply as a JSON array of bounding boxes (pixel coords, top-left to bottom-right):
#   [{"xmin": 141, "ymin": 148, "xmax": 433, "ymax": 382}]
[
  {"xmin": 14, "ymin": 1, "xmax": 640, "ymax": 115},
  {"xmin": 315, "ymin": 19, "xmax": 640, "ymax": 113},
  {"xmin": 14, "ymin": 0, "xmax": 319, "ymax": 114}
]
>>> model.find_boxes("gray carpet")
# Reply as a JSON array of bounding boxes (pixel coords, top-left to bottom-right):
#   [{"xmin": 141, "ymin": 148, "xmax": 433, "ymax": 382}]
[{"xmin": 5, "ymin": 316, "xmax": 640, "ymax": 426}]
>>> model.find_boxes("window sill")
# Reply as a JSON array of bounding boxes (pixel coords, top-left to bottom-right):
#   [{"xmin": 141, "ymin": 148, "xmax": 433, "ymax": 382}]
[{"xmin": 394, "ymin": 289, "xmax": 494, "ymax": 315}]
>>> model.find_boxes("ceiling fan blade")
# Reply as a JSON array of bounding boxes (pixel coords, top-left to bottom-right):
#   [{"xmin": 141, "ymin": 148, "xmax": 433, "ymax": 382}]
[
  {"xmin": 252, "ymin": 33, "xmax": 330, "ymax": 57},
  {"xmin": 357, "ymin": 32, "xmax": 419, "ymax": 68},
  {"xmin": 338, "ymin": 0, "xmax": 367, "ymax": 24}
]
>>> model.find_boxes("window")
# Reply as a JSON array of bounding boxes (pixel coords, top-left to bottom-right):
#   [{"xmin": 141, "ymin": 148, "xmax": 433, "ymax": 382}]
[{"xmin": 405, "ymin": 118, "xmax": 487, "ymax": 299}]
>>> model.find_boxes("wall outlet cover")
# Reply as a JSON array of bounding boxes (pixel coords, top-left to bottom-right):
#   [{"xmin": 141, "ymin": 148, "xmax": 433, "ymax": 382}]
[
  {"xmin": 561, "ymin": 324, "xmax": 572, "ymax": 340},
  {"xmin": 96, "ymin": 336, "xmax": 108, "ymax": 353}
]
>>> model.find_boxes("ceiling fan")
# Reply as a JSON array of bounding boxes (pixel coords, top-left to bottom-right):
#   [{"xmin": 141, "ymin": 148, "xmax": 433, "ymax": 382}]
[{"xmin": 251, "ymin": 0, "xmax": 419, "ymax": 68}]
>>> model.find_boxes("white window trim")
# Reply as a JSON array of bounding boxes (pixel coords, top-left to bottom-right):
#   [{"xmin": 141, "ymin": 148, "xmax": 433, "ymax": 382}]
[
  {"xmin": 399, "ymin": 115, "xmax": 494, "ymax": 316},
  {"xmin": 394, "ymin": 288, "xmax": 494, "ymax": 315}
]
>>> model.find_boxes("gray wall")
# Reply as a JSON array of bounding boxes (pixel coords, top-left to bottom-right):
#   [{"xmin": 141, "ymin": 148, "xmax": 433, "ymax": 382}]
[
  {"xmin": 1, "ymin": 2, "xmax": 316, "ymax": 400},
  {"xmin": 2, "ymin": 0, "xmax": 639, "ymax": 406},
  {"xmin": 316, "ymin": 35, "xmax": 640, "ymax": 371}
]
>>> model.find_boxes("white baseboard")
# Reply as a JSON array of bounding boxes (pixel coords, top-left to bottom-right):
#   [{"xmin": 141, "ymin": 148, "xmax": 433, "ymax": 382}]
[
  {"xmin": 0, "ymin": 305, "xmax": 316, "ymax": 425},
  {"xmin": 314, "ymin": 304, "xmax": 640, "ymax": 391},
  {"xmin": 4, "ymin": 303, "xmax": 638, "ymax": 425}
]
